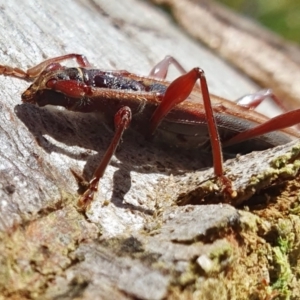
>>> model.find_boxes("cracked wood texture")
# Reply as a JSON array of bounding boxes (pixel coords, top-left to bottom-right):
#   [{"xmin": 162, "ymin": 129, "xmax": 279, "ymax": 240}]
[
  {"xmin": 0, "ymin": 1, "xmax": 300, "ymax": 299},
  {"xmin": 0, "ymin": 0, "xmax": 260, "ymax": 232}
]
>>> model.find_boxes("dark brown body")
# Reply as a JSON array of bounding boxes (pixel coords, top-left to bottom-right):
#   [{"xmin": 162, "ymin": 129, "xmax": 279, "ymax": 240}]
[
  {"xmin": 23, "ymin": 67, "xmax": 299, "ymax": 155},
  {"xmin": 2, "ymin": 52, "xmax": 300, "ymax": 208}
]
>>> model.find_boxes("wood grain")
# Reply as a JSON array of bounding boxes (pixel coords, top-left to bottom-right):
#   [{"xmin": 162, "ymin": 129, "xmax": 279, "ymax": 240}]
[
  {"xmin": 0, "ymin": 0, "xmax": 258, "ymax": 231},
  {"xmin": 0, "ymin": 1, "xmax": 299, "ymax": 299}
]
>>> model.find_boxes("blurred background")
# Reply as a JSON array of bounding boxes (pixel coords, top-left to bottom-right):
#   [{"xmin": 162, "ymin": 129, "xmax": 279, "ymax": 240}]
[{"xmin": 217, "ymin": 0, "xmax": 300, "ymax": 44}]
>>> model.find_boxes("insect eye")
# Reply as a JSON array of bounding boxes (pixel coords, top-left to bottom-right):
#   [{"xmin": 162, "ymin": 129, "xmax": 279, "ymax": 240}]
[{"xmin": 67, "ymin": 68, "xmax": 82, "ymax": 81}]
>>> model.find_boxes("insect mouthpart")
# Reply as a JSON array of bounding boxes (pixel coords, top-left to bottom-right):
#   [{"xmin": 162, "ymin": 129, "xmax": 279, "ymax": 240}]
[{"xmin": 21, "ymin": 86, "xmax": 37, "ymax": 104}]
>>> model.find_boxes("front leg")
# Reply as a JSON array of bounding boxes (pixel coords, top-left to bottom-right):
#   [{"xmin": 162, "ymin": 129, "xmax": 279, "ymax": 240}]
[
  {"xmin": 77, "ymin": 106, "xmax": 132, "ymax": 210},
  {"xmin": 0, "ymin": 53, "xmax": 91, "ymax": 78}
]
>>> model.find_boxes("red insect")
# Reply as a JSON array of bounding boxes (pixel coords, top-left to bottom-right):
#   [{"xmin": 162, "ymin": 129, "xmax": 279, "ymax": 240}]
[{"xmin": 1, "ymin": 54, "xmax": 299, "ymax": 209}]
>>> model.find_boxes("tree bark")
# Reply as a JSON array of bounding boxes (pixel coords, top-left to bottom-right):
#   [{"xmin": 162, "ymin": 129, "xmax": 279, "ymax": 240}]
[{"xmin": 0, "ymin": 1, "xmax": 299, "ymax": 299}]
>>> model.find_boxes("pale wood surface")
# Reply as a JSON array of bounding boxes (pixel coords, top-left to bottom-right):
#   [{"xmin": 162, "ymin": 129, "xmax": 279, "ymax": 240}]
[
  {"xmin": 0, "ymin": 1, "xmax": 299, "ymax": 299},
  {"xmin": 0, "ymin": 0, "xmax": 259, "ymax": 231}
]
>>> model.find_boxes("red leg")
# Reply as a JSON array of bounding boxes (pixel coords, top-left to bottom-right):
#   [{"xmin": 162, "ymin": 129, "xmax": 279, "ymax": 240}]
[
  {"xmin": 77, "ymin": 106, "xmax": 132, "ymax": 210},
  {"xmin": 224, "ymin": 108, "xmax": 300, "ymax": 147},
  {"xmin": 235, "ymin": 89, "xmax": 300, "ymax": 131},
  {"xmin": 149, "ymin": 56, "xmax": 187, "ymax": 79},
  {"xmin": 46, "ymin": 79, "xmax": 93, "ymax": 98},
  {"xmin": 0, "ymin": 53, "xmax": 91, "ymax": 78},
  {"xmin": 235, "ymin": 89, "xmax": 288, "ymax": 112},
  {"xmin": 45, "ymin": 78, "xmax": 132, "ymax": 209},
  {"xmin": 149, "ymin": 68, "xmax": 233, "ymax": 194}
]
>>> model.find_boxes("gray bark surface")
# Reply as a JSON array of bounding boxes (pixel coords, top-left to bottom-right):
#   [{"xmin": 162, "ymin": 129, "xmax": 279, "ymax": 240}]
[{"xmin": 0, "ymin": 1, "xmax": 299, "ymax": 299}]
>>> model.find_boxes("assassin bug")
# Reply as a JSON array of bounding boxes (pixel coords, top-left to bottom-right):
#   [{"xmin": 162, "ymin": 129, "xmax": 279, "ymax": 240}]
[{"xmin": 1, "ymin": 54, "xmax": 300, "ymax": 210}]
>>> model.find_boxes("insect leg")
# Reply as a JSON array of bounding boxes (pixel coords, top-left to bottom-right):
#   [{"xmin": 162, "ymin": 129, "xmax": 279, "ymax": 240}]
[
  {"xmin": 149, "ymin": 55, "xmax": 187, "ymax": 79},
  {"xmin": 224, "ymin": 108, "xmax": 300, "ymax": 147},
  {"xmin": 149, "ymin": 68, "xmax": 234, "ymax": 194},
  {"xmin": 235, "ymin": 89, "xmax": 300, "ymax": 131},
  {"xmin": 235, "ymin": 88, "xmax": 288, "ymax": 111},
  {"xmin": 46, "ymin": 79, "xmax": 93, "ymax": 98},
  {"xmin": 0, "ymin": 54, "xmax": 91, "ymax": 79},
  {"xmin": 77, "ymin": 106, "xmax": 132, "ymax": 210}
]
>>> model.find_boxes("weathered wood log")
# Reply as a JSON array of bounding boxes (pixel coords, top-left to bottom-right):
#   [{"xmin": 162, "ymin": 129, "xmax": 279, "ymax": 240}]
[
  {"xmin": 151, "ymin": 0, "xmax": 300, "ymax": 110},
  {"xmin": 0, "ymin": 1, "xmax": 299, "ymax": 299}
]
